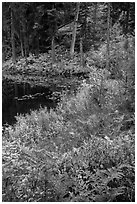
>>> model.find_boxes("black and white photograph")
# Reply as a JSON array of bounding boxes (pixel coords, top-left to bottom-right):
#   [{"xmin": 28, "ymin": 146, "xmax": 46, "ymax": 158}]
[{"xmin": 2, "ymin": 1, "xmax": 135, "ymax": 202}]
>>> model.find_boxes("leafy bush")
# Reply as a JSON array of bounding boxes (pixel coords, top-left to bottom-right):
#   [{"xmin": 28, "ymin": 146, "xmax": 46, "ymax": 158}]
[
  {"xmin": 3, "ymin": 124, "xmax": 135, "ymax": 201},
  {"xmin": 2, "ymin": 34, "xmax": 135, "ymax": 201},
  {"xmin": 57, "ymin": 134, "xmax": 135, "ymax": 202},
  {"xmin": 87, "ymin": 34, "xmax": 135, "ymax": 82},
  {"xmin": 3, "ymin": 73, "xmax": 135, "ymax": 201}
]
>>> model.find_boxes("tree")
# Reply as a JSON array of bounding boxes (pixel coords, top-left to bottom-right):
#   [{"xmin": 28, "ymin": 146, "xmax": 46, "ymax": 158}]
[
  {"xmin": 111, "ymin": 2, "xmax": 135, "ymax": 35},
  {"xmin": 106, "ymin": 2, "xmax": 111, "ymax": 70},
  {"xmin": 79, "ymin": 2, "xmax": 108, "ymax": 51},
  {"xmin": 80, "ymin": 37, "xmax": 84, "ymax": 67},
  {"xmin": 70, "ymin": 2, "xmax": 80, "ymax": 57},
  {"xmin": 2, "ymin": 2, "xmax": 135, "ymax": 61},
  {"xmin": 93, "ymin": 3, "xmax": 98, "ymax": 49},
  {"xmin": 10, "ymin": 3, "xmax": 16, "ymax": 64},
  {"xmin": 21, "ymin": 4, "xmax": 30, "ymax": 58}
]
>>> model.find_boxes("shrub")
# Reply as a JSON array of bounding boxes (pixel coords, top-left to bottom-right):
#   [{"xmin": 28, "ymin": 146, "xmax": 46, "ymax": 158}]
[
  {"xmin": 3, "ymin": 126, "xmax": 134, "ymax": 202},
  {"xmin": 2, "ymin": 39, "xmax": 134, "ymax": 201},
  {"xmin": 3, "ymin": 80, "xmax": 135, "ymax": 201}
]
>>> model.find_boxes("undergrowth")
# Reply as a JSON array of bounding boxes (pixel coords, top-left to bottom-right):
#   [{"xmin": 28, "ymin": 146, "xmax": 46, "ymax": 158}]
[
  {"xmin": 3, "ymin": 78, "xmax": 135, "ymax": 201},
  {"xmin": 2, "ymin": 35, "xmax": 135, "ymax": 202}
]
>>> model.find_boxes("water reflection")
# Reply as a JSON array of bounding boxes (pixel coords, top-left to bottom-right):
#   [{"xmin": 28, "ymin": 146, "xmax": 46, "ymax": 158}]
[{"xmin": 2, "ymin": 94, "xmax": 56, "ymax": 126}]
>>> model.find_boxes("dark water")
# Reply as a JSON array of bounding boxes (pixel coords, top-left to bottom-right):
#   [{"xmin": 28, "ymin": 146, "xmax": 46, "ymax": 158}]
[
  {"xmin": 2, "ymin": 76, "xmax": 80, "ymax": 126},
  {"xmin": 2, "ymin": 94, "xmax": 57, "ymax": 126}
]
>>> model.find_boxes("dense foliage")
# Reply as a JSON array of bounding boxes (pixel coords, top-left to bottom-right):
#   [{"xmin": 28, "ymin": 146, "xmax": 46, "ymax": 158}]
[
  {"xmin": 2, "ymin": 2, "xmax": 135, "ymax": 202},
  {"xmin": 2, "ymin": 2, "xmax": 135, "ymax": 60},
  {"xmin": 3, "ymin": 70, "xmax": 135, "ymax": 201}
]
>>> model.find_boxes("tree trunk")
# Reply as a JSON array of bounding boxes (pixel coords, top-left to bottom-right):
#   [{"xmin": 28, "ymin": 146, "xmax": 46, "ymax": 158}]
[
  {"xmin": 125, "ymin": 3, "xmax": 130, "ymax": 35},
  {"xmin": 82, "ymin": 3, "xmax": 88, "ymax": 51},
  {"xmin": 106, "ymin": 2, "xmax": 110, "ymax": 70},
  {"xmin": 51, "ymin": 35, "xmax": 55, "ymax": 65},
  {"xmin": 93, "ymin": 3, "xmax": 97, "ymax": 29},
  {"xmin": 36, "ymin": 34, "xmax": 39, "ymax": 57},
  {"xmin": 70, "ymin": 2, "xmax": 80, "ymax": 57},
  {"xmin": 23, "ymin": 83, "xmax": 25, "ymax": 95},
  {"xmin": 21, "ymin": 40, "xmax": 24, "ymax": 57},
  {"xmin": 14, "ymin": 83, "xmax": 19, "ymax": 113},
  {"xmin": 80, "ymin": 37, "xmax": 84, "ymax": 68},
  {"xmin": 124, "ymin": 3, "xmax": 130, "ymax": 88},
  {"xmin": 20, "ymin": 32, "xmax": 24, "ymax": 57},
  {"xmin": 14, "ymin": 83, "xmax": 18, "ymax": 97},
  {"xmin": 22, "ymin": 18, "xmax": 29, "ymax": 58},
  {"xmin": 93, "ymin": 3, "xmax": 97, "ymax": 48},
  {"xmin": 11, "ymin": 4, "xmax": 16, "ymax": 65}
]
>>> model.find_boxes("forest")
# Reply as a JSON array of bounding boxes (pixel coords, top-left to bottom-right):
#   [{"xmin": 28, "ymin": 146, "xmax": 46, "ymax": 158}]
[{"xmin": 2, "ymin": 2, "xmax": 135, "ymax": 202}]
